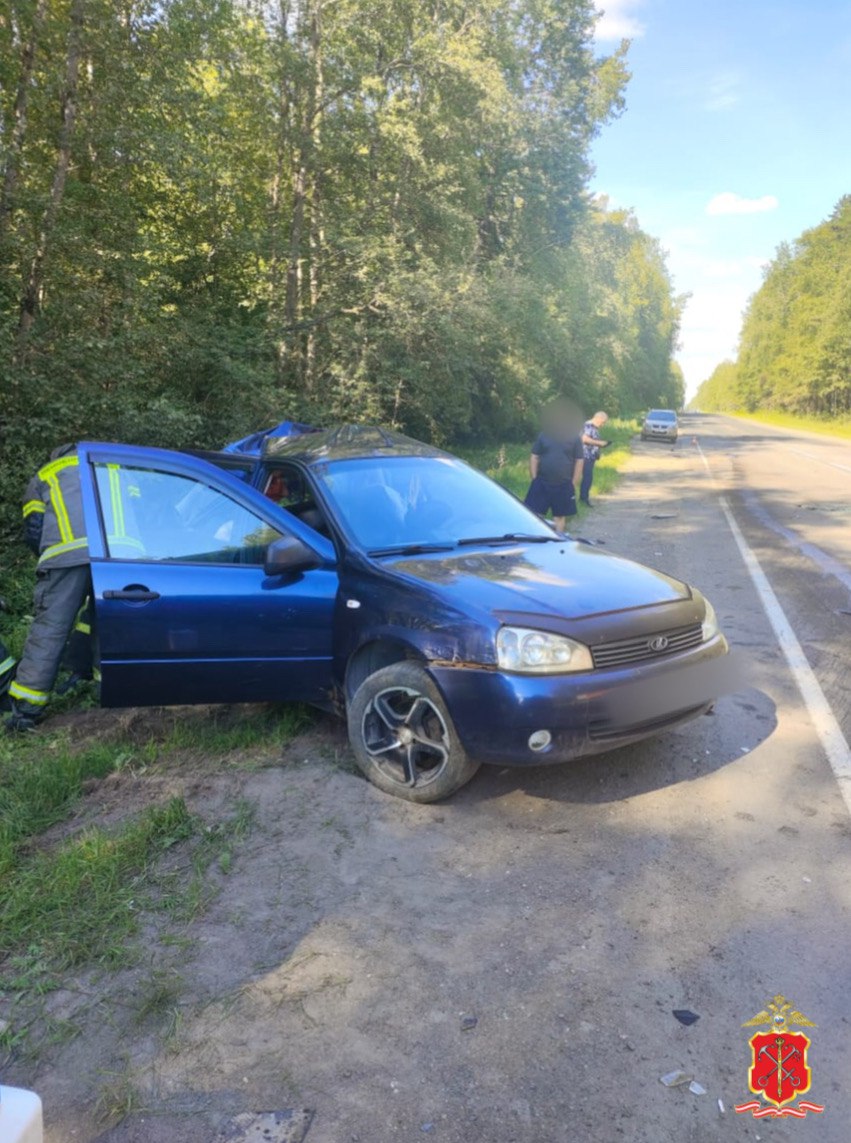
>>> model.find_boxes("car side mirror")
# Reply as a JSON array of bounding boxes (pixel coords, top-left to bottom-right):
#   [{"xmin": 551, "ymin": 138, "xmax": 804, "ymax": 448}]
[{"xmin": 264, "ymin": 535, "xmax": 320, "ymax": 577}]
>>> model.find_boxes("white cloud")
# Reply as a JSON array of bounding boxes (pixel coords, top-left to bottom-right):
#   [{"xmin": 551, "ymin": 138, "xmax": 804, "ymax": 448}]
[
  {"xmin": 704, "ymin": 72, "xmax": 742, "ymax": 112},
  {"xmin": 705, "ymin": 192, "xmax": 780, "ymax": 216},
  {"xmin": 594, "ymin": 1, "xmax": 645, "ymax": 41}
]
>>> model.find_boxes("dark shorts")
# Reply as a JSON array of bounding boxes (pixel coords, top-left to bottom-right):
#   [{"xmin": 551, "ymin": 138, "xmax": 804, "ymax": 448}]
[{"xmin": 524, "ymin": 477, "xmax": 576, "ymax": 518}]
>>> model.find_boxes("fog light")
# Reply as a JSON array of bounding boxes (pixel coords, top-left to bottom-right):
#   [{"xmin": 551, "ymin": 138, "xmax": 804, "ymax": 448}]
[{"xmin": 528, "ymin": 730, "xmax": 552, "ymax": 753}]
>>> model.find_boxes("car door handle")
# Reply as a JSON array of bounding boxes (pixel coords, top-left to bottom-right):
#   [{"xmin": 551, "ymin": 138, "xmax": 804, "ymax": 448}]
[{"xmin": 103, "ymin": 587, "xmax": 160, "ymax": 602}]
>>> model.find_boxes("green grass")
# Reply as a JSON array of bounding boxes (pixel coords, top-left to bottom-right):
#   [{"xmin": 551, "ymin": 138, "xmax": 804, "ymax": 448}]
[
  {"xmin": 0, "ymin": 797, "xmax": 195, "ymax": 975},
  {"xmin": 141, "ymin": 703, "xmax": 314, "ymax": 761},
  {"xmin": 152, "ymin": 796, "xmax": 256, "ymax": 925},
  {"xmin": 0, "ymin": 705, "xmax": 298, "ymax": 1006},
  {"xmin": 723, "ymin": 409, "xmax": 851, "ymax": 439},
  {"xmin": 0, "ymin": 735, "xmax": 132, "ymax": 877},
  {"xmin": 94, "ymin": 1062, "xmax": 145, "ymax": 1127},
  {"xmin": 0, "ymin": 549, "xmax": 37, "ymax": 660}
]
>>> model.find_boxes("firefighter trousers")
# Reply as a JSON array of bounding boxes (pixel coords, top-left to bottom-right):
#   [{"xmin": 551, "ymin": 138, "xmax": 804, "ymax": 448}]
[{"xmin": 9, "ymin": 564, "xmax": 92, "ymax": 714}]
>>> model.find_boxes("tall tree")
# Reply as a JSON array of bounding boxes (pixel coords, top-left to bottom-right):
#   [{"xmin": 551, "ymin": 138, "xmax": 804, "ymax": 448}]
[
  {"xmin": 697, "ymin": 197, "xmax": 851, "ymax": 417},
  {"xmin": 1, "ymin": 0, "xmax": 688, "ymax": 540}
]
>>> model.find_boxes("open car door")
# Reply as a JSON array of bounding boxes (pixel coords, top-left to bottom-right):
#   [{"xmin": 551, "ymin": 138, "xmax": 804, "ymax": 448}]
[{"xmin": 76, "ymin": 443, "xmax": 338, "ymax": 708}]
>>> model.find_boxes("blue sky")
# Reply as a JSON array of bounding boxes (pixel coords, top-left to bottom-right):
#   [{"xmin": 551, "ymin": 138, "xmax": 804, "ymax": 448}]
[{"xmin": 591, "ymin": 0, "xmax": 851, "ymax": 397}]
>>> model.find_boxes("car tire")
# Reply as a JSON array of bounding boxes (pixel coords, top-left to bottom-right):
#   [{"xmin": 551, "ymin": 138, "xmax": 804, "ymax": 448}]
[{"xmin": 347, "ymin": 662, "xmax": 481, "ymax": 802}]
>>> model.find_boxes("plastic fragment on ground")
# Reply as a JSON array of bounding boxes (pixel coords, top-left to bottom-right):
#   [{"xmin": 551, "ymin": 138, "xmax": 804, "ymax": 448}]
[
  {"xmin": 689, "ymin": 1081, "xmax": 707, "ymax": 1095},
  {"xmin": 660, "ymin": 1070, "xmax": 692, "ymax": 1087}
]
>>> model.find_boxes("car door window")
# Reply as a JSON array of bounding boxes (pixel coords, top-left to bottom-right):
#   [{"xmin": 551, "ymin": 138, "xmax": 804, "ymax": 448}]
[
  {"xmin": 94, "ymin": 463, "xmax": 285, "ymax": 565},
  {"xmin": 263, "ymin": 465, "xmax": 306, "ymax": 507},
  {"xmin": 262, "ymin": 464, "xmax": 329, "ymax": 535}
]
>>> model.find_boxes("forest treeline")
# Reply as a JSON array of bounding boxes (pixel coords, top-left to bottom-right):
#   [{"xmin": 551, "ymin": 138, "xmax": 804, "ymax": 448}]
[
  {"xmin": 694, "ymin": 196, "xmax": 851, "ymax": 417},
  {"xmin": 1, "ymin": 0, "xmax": 684, "ymax": 535}
]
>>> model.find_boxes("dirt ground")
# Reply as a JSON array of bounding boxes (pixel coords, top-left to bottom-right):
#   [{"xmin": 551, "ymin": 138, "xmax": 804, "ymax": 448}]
[
  {"xmin": 10, "ymin": 709, "xmax": 718, "ymax": 1143},
  {"xmin": 8, "ymin": 707, "xmax": 635, "ymax": 1143},
  {"xmin": 4, "ymin": 436, "xmax": 844, "ymax": 1142}
]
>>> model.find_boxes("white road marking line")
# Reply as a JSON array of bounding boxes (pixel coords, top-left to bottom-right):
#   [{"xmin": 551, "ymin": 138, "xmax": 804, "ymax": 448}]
[
  {"xmin": 739, "ymin": 490, "xmax": 851, "ymax": 595},
  {"xmin": 785, "ymin": 446, "xmax": 851, "ymax": 475},
  {"xmin": 696, "ymin": 444, "xmax": 851, "ymax": 818}
]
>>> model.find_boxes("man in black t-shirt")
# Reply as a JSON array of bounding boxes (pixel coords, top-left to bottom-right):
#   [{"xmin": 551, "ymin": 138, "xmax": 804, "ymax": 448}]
[{"xmin": 524, "ymin": 428, "xmax": 584, "ymax": 531}]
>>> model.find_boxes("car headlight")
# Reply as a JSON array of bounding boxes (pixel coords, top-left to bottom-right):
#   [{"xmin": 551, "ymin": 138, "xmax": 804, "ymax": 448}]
[
  {"xmin": 496, "ymin": 626, "xmax": 593, "ymax": 674},
  {"xmin": 701, "ymin": 597, "xmax": 720, "ymax": 641}
]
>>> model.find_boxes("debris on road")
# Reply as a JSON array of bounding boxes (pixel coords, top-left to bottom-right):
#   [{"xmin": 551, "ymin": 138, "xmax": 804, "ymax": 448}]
[
  {"xmin": 460, "ymin": 1015, "xmax": 478, "ymax": 1032},
  {"xmin": 660, "ymin": 1070, "xmax": 709, "ymax": 1096},
  {"xmin": 660, "ymin": 1070, "xmax": 692, "ymax": 1087},
  {"xmin": 672, "ymin": 1009, "xmax": 700, "ymax": 1026},
  {"xmin": 215, "ymin": 1109, "xmax": 315, "ymax": 1142}
]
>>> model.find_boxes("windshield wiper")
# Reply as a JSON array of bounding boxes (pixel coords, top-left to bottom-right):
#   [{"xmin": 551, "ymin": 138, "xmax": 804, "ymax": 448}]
[
  {"xmin": 368, "ymin": 542, "xmax": 458, "ymax": 557},
  {"xmin": 457, "ymin": 532, "xmax": 564, "ymax": 546}
]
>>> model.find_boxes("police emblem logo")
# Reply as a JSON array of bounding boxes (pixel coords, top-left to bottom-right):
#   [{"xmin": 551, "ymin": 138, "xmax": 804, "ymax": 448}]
[{"xmin": 735, "ymin": 994, "xmax": 825, "ymax": 1119}]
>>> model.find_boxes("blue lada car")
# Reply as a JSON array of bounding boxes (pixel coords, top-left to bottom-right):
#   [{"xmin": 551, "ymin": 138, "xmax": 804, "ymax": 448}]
[{"xmin": 75, "ymin": 425, "xmax": 729, "ymax": 802}]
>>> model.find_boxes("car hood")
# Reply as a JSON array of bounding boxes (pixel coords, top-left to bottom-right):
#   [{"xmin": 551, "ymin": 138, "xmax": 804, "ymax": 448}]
[{"xmin": 385, "ymin": 541, "xmax": 692, "ymax": 623}]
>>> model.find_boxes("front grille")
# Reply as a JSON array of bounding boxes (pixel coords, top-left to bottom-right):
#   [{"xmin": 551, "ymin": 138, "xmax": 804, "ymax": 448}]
[{"xmin": 591, "ymin": 623, "xmax": 702, "ymax": 669}]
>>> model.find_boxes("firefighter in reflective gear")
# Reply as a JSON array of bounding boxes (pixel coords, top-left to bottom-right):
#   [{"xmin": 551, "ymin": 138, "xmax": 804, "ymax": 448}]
[{"xmin": 7, "ymin": 445, "xmax": 93, "ymax": 731}]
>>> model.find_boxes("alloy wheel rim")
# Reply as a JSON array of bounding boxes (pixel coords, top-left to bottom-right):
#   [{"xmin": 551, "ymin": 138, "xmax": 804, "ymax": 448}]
[{"xmin": 361, "ymin": 684, "xmax": 450, "ymax": 788}]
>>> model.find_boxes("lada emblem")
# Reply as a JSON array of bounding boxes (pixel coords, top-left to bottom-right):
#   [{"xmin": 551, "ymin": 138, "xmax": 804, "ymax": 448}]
[{"xmin": 648, "ymin": 635, "xmax": 669, "ymax": 652}]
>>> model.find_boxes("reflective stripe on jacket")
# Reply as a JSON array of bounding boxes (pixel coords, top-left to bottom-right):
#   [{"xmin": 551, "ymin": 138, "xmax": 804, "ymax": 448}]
[
  {"xmin": 23, "ymin": 454, "xmax": 90, "ymax": 568},
  {"xmin": 101, "ymin": 464, "xmax": 145, "ymax": 556}
]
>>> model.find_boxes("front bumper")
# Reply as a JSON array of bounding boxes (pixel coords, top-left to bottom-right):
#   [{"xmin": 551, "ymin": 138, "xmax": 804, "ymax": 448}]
[{"xmin": 430, "ymin": 635, "xmax": 729, "ymax": 766}]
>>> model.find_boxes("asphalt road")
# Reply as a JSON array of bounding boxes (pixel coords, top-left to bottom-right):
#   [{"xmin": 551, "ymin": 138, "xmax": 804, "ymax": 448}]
[
  {"xmin": 518, "ymin": 412, "xmax": 851, "ymax": 1141},
  {"xmin": 695, "ymin": 412, "xmax": 851, "ymax": 753}
]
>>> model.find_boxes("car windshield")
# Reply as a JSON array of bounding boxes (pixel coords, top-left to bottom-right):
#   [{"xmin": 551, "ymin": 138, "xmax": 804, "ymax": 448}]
[
  {"xmin": 315, "ymin": 456, "xmax": 557, "ymax": 551},
  {"xmin": 647, "ymin": 410, "xmax": 676, "ymax": 421}
]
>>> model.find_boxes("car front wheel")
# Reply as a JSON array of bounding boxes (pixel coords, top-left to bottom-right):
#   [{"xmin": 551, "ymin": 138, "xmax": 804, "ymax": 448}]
[{"xmin": 347, "ymin": 662, "xmax": 481, "ymax": 802}]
